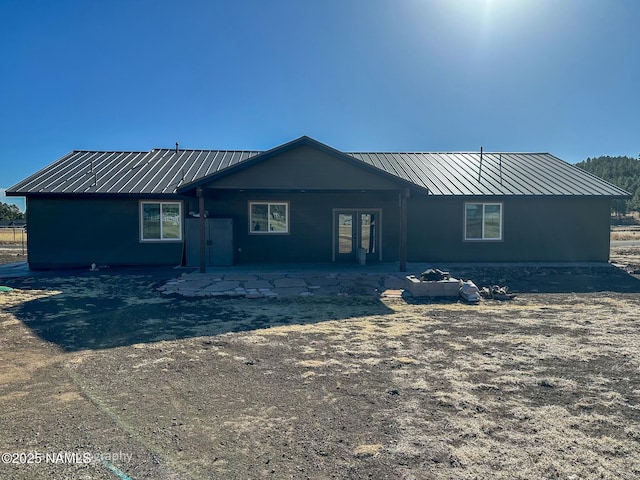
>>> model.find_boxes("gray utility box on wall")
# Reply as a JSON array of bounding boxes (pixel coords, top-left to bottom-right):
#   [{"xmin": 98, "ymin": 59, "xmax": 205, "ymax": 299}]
[{"xmin": 185, "ymin": 218, "xmax": 234, "ymax": 267}]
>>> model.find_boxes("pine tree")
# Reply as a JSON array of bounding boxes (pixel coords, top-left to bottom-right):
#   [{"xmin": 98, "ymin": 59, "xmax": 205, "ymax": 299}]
[{"xmin": 576, "ymin": 156, "xmax": 640, "ymax": 214}]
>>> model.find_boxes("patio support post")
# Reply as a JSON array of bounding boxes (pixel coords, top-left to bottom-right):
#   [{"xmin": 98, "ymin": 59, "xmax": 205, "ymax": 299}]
[
  {"xmin": 197, "ymin": 187, "xmax": 206, "ymax": 273},
  {"xmin": 399, "ymin": 187, "xmax": 410, "ymax": 272}
]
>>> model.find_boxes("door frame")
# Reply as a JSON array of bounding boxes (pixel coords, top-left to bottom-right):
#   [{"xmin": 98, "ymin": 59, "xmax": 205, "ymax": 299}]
[{"xmin": 332, "ymin": 208, "xmax": 382, "ymax": 263}]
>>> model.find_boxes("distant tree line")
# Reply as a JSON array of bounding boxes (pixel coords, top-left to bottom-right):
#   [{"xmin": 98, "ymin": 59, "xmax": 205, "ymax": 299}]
[
  {"xmin": 0, "ymin": 201, "xmax": 25, "ymax": 221},
  {"xmin": 575, "ymin": 155, "xmax": 640, "ymax": 215}
]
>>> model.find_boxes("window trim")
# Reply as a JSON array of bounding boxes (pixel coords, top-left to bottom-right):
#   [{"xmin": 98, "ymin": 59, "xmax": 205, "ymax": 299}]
[
  {"xmin": 248, "ymin": 201, "xmax": 290, "ymax": 234},
  {"xmin": 464, "ymin": 202, "xmax": 503, "ymax": 241},
  {"xmin": 139, "ymin": 200, "xmax": 183, "ymax": 242}
]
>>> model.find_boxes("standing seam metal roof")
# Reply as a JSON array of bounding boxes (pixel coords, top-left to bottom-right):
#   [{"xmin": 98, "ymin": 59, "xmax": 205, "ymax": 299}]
[{"xmin": 7, "ymin": 145, "xmax": 630, "ymax": 197}]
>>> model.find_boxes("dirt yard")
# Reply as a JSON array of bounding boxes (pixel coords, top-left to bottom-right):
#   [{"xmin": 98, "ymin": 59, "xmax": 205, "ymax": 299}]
[
  {"xmin": 0, "ymin": 227, "xmax": 27, "ymax": 266},
  {"xmin": 610, "ymin": 224, "xmax": 640, "ymax": 270},
  {"xmin": 1, "ymin": 262, "xmax": 640, "ymax": 479}
]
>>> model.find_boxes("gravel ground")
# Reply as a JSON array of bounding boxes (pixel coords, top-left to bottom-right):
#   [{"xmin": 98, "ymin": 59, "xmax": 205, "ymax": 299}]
[
  {"xmin": 1, "ymin": 259, "xmax": 640, "ymax": 479},
  {"xmin": 1, "ymin": 237, "xmax": 640, "ymax": 479},
  {"xmin": 0, "ymin": 246, "xmax": 27, "ymax": 266}
]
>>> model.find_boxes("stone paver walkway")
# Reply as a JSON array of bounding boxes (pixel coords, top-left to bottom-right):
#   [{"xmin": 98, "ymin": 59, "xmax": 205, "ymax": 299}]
[
  {"xmin": 155, "ymin": 262, "xmax": 636, "ymax": 298},
  {"xmin": 157, "ymin": 271, "xmax": 408, "ymax": 298}
]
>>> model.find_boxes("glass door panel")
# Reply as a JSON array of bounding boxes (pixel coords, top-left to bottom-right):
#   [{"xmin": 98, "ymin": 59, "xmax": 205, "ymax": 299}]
[
  {"xmin": 337, "ymin": 212, "xmax": 354, "ymax": 256},
  {"xmin": 335, "ymin": 210, "xmax": 380, "ymax": 262},
  {"xmin": 360, "ymin": 213, "xmax": 377, "ymax": 254}
]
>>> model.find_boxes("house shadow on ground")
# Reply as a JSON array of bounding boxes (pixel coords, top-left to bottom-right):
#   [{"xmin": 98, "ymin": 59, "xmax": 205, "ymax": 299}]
[
  {"xmin": 4, "ymin": 269, "xmax": 395, "ymax": 352},
  {"xmin": 444, "ymin": 264, "xmax": 640, "ymax": 294},
  {"xmin": 4, "ymin": 264, "xmax": 640, "ymax": 352}
]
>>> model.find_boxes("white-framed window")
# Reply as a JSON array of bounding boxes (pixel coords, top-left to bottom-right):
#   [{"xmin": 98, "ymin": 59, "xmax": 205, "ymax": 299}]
[
  {"xmin": 464, "ymin": 202, "xmax": 502, "ymax": 241},
  {"xmin": 249, "ymin": 202, "xmax": 289, "ymax": 234},
  {"xmin": 140, "ymin": 201, "xmax": 182, "ymax": 241}
]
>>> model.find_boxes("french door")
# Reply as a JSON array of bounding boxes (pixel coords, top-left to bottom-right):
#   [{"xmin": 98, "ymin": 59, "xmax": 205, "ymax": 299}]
[{"xmin": 334, "ymin": 209, "xmax": 381, "ymax": 263}]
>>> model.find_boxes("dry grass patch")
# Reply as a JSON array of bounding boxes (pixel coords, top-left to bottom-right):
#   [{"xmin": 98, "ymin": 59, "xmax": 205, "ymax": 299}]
[
  {"xmin": 0, "ymin": 228, "xmax": 26, "ymax": 244},
  {"xmin": 611, "ymin": 228, "xmax": 640, "ymax": 241},
  {"xmin": 353, "ymin": 443, "xmax": 384, "ymax": 458},
  {"xmin": 2, "ymin": 274, "xmax": 640, "ymax": 479}
]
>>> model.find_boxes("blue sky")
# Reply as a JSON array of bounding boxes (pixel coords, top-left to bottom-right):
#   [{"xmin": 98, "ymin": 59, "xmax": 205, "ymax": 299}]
[{"xmin": 1, "ymin": 0, "xmax": 639, "ymax": 197}]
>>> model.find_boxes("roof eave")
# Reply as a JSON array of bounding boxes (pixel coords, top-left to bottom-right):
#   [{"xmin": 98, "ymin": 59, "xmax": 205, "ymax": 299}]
[{"xmin": 6, "ymin": 191, "xmax": 188, "ymax": 200}]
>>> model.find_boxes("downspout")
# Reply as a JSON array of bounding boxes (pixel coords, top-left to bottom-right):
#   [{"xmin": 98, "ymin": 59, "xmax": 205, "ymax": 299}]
[{"xmin": 197, "ymin": 187, "xmax": 206, "ymax": 273}]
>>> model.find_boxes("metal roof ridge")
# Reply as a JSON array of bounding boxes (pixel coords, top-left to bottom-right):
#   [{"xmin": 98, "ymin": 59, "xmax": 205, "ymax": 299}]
[
  {"xmin": 347, "ymin": 151, "xmax": 552, "ymax": 155},
  {"xmin": 70, "ymin": 149, "xmax": 149, "ymax": 154},
  {"xmin": 150, "ymin": 147, "xmax": 266, "ymax": 153}
]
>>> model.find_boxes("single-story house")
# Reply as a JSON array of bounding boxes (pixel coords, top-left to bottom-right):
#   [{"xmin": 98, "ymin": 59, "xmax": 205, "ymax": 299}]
[
  {"xmin": 7, "ymin": 136, "xmax": 630, "ymax": 271},
  {"xmin": 0, "ymin": 219, "xmax": 27, "ymax": 228}
]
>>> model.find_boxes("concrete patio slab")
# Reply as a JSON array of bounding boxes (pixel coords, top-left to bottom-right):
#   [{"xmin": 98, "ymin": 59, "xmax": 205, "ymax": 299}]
[
  {"xmin": 203, "ymin": 281, "xmax": 241, "ymax": 292},
  {"xmin": 273, "ymin": 277, "xmax": 308, "ymax": 288},
  {"xmin": 305, "ymin": 276, "xmax": 341, "ymax": 286},
  {"xmin": 256, "ymin": 273, "xmax": 288, "ymax": 280},
  {"xmin": 272, "ymin": 286, "xmax": 309, "ymax": 296},
  {"xmin": 244, "ymin": 280, "xmax": 273, "ymax": 289},
  {"xmin": 312, "ymin": 285, "xmax": 343, "ymax": 295},
  {"xmin": 175, "ymin": 278, "xmax": 216, "ymax": 289},
  {"xmin": 223, "ymin": 273, "xmax": 258, "ymax": 281}
]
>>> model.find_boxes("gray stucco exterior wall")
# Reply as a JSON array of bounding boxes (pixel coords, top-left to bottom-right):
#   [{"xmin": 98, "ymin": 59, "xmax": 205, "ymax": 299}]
[
  {"xmin": 26, "ymin": 197, "xmax": 184, "ymax": 269},
  {"xmin": 203, "ymin": 144, "xmax": 404, "ymax": 191},
  {"xmin": 193, "ymin": 190, "xmax": 401, "ymax": 264},
  {"xmin": 25, "ymin": 193, "xmax": 612, "ymax": 269},
  {"xmin": 407, "ymin": 196, "xmax": 611, "ymax": 262}
]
